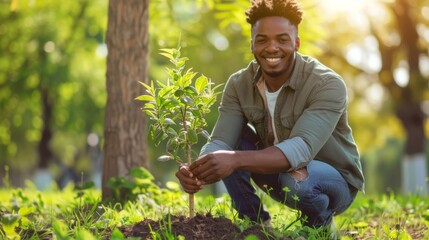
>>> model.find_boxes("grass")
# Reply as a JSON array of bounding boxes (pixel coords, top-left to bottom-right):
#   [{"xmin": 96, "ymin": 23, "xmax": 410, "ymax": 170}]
[{"xmin": 0, "ymin": 171, "xmax": 428, "ymax": 239}]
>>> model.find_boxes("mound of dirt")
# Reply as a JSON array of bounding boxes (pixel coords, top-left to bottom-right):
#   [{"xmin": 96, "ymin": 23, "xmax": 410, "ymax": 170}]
[{"xmin": 105, "ymin": 213, "xmax": 291, "ymax": 239}]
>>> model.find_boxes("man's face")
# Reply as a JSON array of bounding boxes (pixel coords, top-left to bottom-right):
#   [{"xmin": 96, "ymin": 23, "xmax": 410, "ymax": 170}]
[{"xmin": 251, "ymin": 16, "xmax": 300, "ymax": 79}]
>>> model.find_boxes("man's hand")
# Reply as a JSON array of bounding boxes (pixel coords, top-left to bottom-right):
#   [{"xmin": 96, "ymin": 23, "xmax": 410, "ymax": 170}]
[
  {"xmin": 189, "ymin": 150, "xmax": 237, "ymax": 184},
  {"xmin": 175, "ymin": 165, "xmax": 203, "ymax": 194}
]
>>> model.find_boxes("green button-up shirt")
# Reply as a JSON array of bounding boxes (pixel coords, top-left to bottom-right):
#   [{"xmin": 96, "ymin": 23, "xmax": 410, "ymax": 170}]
[{"xmin": 201, "ymin": 53, "xmax": 365, "ymax": 192}]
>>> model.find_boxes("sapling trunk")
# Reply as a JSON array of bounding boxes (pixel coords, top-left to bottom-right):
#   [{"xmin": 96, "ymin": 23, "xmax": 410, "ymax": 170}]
[
  {"xmin": 186, "ymin": 143, "xmax": 194, "ymax": 218},
  {"xmin": 183, "ymin": 106, "xmax": 194, "ymax": 218}
]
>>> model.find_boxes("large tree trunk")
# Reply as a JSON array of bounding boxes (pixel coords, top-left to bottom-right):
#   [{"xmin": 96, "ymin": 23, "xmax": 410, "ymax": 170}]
[{"xmin": 102, "ymin": 0, "xmax": 150, "ymax": 200}]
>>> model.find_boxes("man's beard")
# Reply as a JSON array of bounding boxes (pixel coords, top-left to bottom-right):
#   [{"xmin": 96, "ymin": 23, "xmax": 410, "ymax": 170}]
[{"xmin": 253, "ymin": 52, "xmax": 296, "ymax": 78}]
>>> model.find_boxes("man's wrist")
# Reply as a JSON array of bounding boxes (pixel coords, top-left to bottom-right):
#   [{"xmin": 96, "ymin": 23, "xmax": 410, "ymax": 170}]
[{"xmin": 234, "ymin": 150, "xmax": 247, "ymax": 170}]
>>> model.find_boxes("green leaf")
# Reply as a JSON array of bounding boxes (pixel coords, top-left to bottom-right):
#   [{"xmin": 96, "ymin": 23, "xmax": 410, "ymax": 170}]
[
  {"xmin": 158, "ymin": 155, "xmax": 174, "ymax": 162},
  {"xmin": 164, "ymin": 118, "xmax": 176, "ymax": 125},
  {"xmin": 143, "ymin": 103, "xmax": 156, "ymax": 110},
  {"xmin": 174, "ymin": 89, "xmax": 185, "ymax": 97},
  {"xmin": 188, "ymin": 129, "xmax": 198, "ymax": 144},
  {"xmin": 159, "ymin": 52, "xmax": 174, "ymax": 60},
  {"xmin": 353, "ymin": 221, "xmax": 369, "ymax": 228},
  {"xmin": 52, "ymin": 219, "xmax": 70, "ymax": 240},
  {"xmin": 182, "ymin": 69, "xmax": 197, "ymax": 86},
  {"xmin": 75, "ymin": 228, "xmax": 97, "ymax": 240},
  {"xmin": 160, "ymin": 48, "xmax": 177, "ymax": 56},
  {"xmin": 110, "ymin": 228, "xmax": 125, "ymax": 240},
  {"xmin": 201, "ymin": 130, "xmax": 211, "ymax": 139},
  {"xmin": 191, "ymin": 109, "xmax": 202, "ymax": 118},
  {"xmin": 292, "ymin": 194, "xmax": 300, "ymax": 202},
  {"xmin": 154, "ymin": 131, "xmax": 168, "ymax": 144},
  {"xmin": 166, "ymin": 138, "xmax": 178, "ymax": 152},
  {"xmin": 135, "ymin": 95, "xmax": 154, "ymax": 102},
  {"xmin": 18, "ymin": 206, "xmax": 35, "ymax": 216},
  {"xmin": 175, "ymin": 57, "xmax": 188, "ymax": 68},
  {"xmin": 123, "ymin": 181, "xmax": 137, "ymax": 190},
  {"xmin": 139, "ymin": 81, "xmax": 157, "ymax": 98},
  {"xmin": 243, "ymin": 235, "xmax": 260, "ymax": 240},
  {"xmin": 106, "ymin": 177, "xmax": 125, "ymax": 189},
  {"xmin": 1, "ymin": 213, "xmax": 20, "ymax": 226},
  {"xmin": 181, "ymin": 96, "xmax": 194, "ymax": 105},
  {"xmin": 165, "ymin": 181, "xmax": 180, "ymax": 190},
  {"xmin": 76, "ymin": 181, "xmax": 95, "ymax": 190},
  {"xmin": 184, "ymin": 86, "xmax": 198, "ymax": 96},
  {"xmin": 167, "ymin": 127, "xmax": 178, "ymax": 137},
  {"xmin": 130, "ymin": 167, "xmax": 154, "ymax": 180},
  {"xmin": 195, "ymin": 75, "xmax": 208, "ymax": 94}
]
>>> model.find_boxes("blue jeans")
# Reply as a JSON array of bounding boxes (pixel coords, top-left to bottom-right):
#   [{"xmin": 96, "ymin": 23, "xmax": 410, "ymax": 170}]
[{"xmin": 222, "ymin": 126, "xmax": 358, "ymax": 227}]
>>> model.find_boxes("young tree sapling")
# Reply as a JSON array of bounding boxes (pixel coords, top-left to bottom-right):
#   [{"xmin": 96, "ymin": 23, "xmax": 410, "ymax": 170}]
[{"xmin": 137, "ymin": 47, "xmax": 222, "ymax": 218}]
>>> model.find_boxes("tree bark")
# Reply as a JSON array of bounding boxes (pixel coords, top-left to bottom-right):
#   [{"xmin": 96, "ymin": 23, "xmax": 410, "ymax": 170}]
[{"xmin": 102, "ymin": 0, "xmax": 149, "ymax": 200}]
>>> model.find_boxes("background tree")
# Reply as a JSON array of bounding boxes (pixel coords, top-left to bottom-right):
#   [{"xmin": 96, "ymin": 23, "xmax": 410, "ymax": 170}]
[
  {"xmin": 313, "ymin": 0, "xmax": 429, "ymax": 194},
  {"xmin": 102, "ymin": 0, "xmax": 150, "ymax": 199},
  {"xmin": 0, "ymin": 0, "xmax": 106, "ymax": 188},
  {"xmin": 371, "ymin": 0, "xmax": 428, "ymax": 194}
]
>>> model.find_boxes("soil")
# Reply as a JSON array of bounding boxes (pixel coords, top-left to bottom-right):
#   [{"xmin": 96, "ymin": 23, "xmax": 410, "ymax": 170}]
[{"xmin": 104, "ymin": 213, "xmax": 292, "ymax": 240}]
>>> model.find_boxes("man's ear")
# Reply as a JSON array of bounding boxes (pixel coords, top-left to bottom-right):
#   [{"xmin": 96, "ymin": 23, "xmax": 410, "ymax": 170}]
[
  {"xmin": 295, "ymin": 36, "xmax": 301, "ymax": 51},
  {"xmin": 250, "ymin": 39, "xmax": 254, "ymax": 53}
]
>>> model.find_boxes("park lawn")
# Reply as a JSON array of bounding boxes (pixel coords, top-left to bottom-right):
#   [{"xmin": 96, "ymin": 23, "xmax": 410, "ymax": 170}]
[{"xmin": 0, "ymin": 173, "xmax": 428, "ymax": 239}]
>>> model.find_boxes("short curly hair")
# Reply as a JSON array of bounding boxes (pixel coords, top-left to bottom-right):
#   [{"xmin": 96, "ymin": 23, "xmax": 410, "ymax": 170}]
[{"xmin": 245, "ymin": 0, "xmax": 303, "ymax": 27}]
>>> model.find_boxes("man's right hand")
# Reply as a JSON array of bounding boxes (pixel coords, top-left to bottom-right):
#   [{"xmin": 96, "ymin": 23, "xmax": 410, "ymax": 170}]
[{"xmin": 175, "ymin": 165, "xmax": 204, "ymax": 194}]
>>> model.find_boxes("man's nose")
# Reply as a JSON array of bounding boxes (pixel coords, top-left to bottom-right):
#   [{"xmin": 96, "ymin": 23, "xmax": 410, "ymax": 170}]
[{"xmin": 266, "ymin": 41, "xmax": 279, "ymax": 52}]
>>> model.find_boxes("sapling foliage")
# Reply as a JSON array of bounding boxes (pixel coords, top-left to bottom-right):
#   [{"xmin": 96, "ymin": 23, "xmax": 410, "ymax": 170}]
[{"xmin": 136, "ymin": 47, "xmax": 222, "ymax": 218}]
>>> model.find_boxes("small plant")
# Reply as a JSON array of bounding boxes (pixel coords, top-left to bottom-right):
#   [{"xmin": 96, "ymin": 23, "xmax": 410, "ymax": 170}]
[
  {"xmin": 137, "ymin": 47, "xmax": 222, "ymax": 218},
  {"xmin": 107, "ymin": 167, "xmax": 161, "ymax": 202}
]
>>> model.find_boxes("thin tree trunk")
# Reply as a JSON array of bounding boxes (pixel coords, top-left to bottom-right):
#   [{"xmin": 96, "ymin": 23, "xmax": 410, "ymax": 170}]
[
  {"xmin": 397, "ymin": 102, "xmax": 428, "ymax": 194},
  {"xmin": 102, "ymin": 0, "xmax": 150, "ymax": 200},
  {"xmin": 38, "ymin": 87, "xmax": 53, "ymax": 169},
  {"xmin": 33, "ymin": 85, "xmax": 55, "ymax": 190}
]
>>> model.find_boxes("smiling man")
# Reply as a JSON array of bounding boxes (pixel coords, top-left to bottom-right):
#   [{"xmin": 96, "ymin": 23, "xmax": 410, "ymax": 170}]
[{"xmin": 175, "ymin": 0, "xmax": 365, "ymax": 234}]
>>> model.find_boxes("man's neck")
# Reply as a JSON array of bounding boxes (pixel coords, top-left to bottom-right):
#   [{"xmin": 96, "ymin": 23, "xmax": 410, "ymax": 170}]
[{"xmin": 263, "ymin": 57, "xmax": 296, "ymax": 92}]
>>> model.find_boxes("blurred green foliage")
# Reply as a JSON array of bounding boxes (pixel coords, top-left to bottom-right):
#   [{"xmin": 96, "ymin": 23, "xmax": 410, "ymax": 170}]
[{"xmin": 0, "ymin": 0, "xmax": 107, "ymax": 177}]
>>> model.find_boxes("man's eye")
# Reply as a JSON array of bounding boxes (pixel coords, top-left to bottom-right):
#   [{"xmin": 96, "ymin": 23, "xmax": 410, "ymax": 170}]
[
  {"xmin": 279, "ymin": 39, "xmax": 290, "ymax": 43},
  {"xmin": 256, "ymin": 39, "xmax": 266, "ymax": 44}
]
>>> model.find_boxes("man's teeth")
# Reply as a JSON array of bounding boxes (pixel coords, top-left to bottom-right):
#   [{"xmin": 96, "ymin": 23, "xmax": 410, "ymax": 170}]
[{"xmin": 266, "ymin": 58, "xmax": 280, "ymax": 62}]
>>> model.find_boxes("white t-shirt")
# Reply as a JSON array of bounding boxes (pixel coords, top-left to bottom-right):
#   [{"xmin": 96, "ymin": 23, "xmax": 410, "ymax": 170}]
[{"xmin": 265, "ymin": 82, "xmax": 282, "ymax": 144}]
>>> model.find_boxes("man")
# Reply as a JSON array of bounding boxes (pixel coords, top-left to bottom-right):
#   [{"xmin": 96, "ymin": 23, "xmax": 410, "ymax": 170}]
[{"xmin": 176, "ymin": 0, "xmax": 365, "ymax": 230}]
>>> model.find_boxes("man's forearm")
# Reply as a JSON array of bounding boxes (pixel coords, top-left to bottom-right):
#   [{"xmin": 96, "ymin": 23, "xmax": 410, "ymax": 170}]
[{"xmin": 234, "ymin": 146, "xmax": 291, "ymax": 174}]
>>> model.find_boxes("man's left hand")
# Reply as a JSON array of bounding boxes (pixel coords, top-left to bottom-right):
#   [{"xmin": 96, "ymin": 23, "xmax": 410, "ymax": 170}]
[{"xmin": 189, "ymin": 150, "xmax": 237, "ymax": 184}]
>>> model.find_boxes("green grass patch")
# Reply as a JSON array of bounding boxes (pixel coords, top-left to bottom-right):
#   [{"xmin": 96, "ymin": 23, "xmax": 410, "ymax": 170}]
[{"xmin": 1, "ymin": 170, "xmax": 428, "ymax": 239}]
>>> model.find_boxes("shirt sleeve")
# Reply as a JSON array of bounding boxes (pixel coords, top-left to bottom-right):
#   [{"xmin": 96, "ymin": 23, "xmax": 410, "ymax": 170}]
[
  {"xmin": 204, "ymin": 74, "xmax": 247, "ymax": 152},
  {"xmin": 275, "ymin": 137, "xmax": 311, "ymax": 171},
  {"xmin": 289, "ymin": 75, "xmax": 348, "ymax": 161},
  {"xmin": 200, "ymin": 140, "xmax": 233, "ymax": 156}
]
